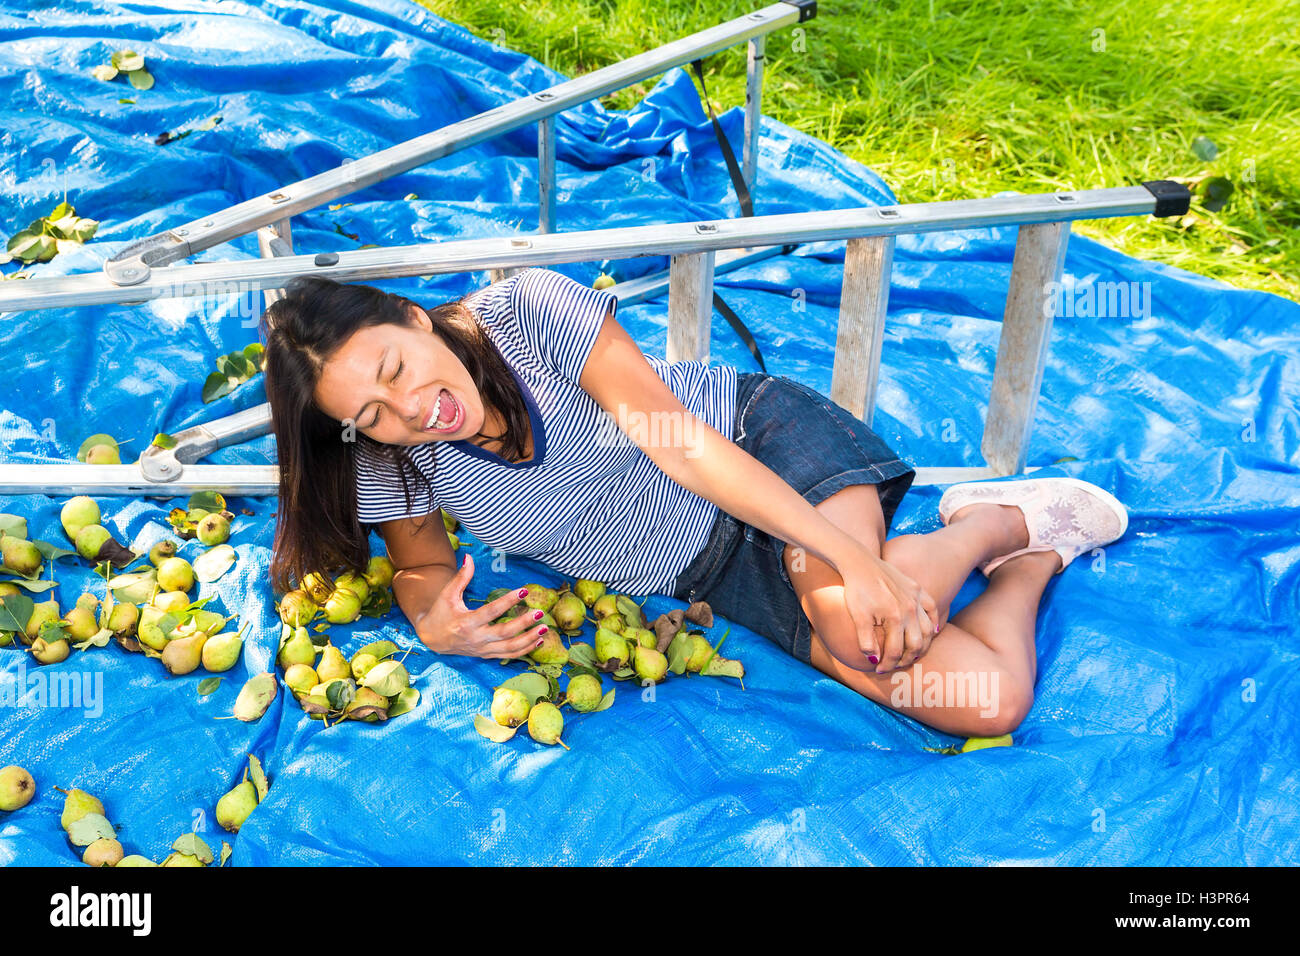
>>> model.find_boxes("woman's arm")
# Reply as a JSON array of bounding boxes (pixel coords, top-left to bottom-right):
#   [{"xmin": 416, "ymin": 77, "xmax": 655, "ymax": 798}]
[{"xmin": 579, "ymin": 309, "xmax": 939, "ymax": 665}]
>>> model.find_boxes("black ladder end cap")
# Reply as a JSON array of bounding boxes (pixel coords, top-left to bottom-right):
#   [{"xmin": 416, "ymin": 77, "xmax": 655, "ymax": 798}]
[
  {"xmin": 782, "ymin": 0, "xmax": 817, "ymax": 23},
  {"xmin": 1141, "ymin": 180, "xmax": 1191, "ymax": 218}
]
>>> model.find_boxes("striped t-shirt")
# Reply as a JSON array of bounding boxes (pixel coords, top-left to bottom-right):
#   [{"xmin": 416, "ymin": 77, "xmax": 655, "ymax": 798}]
[{"xmin": 353, "ymin": 267, "xmax": 738, "ymax": 597}]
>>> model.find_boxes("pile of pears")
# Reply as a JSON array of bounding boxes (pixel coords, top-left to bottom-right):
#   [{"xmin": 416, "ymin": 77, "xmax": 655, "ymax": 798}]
[
  {"xmin": 276, "ymin": 556, "xmax": 397, "ymax": 629},
  {"xmin": 277, "ymin": 629, "xmax": 420, "ymax": 726},
  {"xmin": 475, "ymin": 578, "xmax": 744, "ymax": 750},
  {"xmin": 56, "ymin": 784, "xmax": 234, "ymax": 867}
]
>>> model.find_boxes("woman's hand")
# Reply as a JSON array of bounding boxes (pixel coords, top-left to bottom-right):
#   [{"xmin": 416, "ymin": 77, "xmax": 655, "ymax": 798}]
[
  {"xmin": 834, "ymin": 550, "xmax": 943, "ymax": 674},
  {"xmin": 417, "ymin": 553, "xmax": 551, "ymax": 660}
]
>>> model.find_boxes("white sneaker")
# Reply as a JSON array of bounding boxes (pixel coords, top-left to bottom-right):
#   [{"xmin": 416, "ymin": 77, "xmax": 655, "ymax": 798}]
[{"xmin": 938, "ymin": 476, "xmax": 1129, "ymax": 576}]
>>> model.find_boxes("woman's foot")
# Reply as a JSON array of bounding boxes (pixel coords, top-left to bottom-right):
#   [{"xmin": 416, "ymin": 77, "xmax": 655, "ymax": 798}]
[{"xmin": 938, "ymin": 477, "xmax": 1129, "ymax": 577}]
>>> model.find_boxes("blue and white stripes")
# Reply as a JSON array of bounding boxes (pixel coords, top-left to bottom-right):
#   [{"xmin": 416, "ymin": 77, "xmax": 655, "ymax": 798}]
[{"xmin": 354, "ymin": 267, "xmax": 738, "ymax": 596}]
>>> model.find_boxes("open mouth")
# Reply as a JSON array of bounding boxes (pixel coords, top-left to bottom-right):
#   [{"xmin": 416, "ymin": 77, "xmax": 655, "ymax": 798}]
[{"xmin": 424, "ymin": 388, "xmax": 462, "ymax": 434}]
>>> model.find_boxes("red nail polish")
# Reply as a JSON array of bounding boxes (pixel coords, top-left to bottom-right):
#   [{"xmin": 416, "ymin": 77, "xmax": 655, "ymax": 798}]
[
  {"xmin": 533, "ymin": 610, "xmax": 543, "ymax": 620},
  {"xmin": 518, "ymin": 588, "xmax": 528, "ymax": 598},
  {"xmin": 869, "ymin": 655, "xmax": 879, "ymax": 664},
  {"xmin": 538, "ymin": 626, "xmax": 548, "ymax": 634}
]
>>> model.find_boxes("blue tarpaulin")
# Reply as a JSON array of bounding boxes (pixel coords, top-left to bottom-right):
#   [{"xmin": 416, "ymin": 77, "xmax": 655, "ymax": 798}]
[{"xmin": 1, "ymin": 0, "xmax": 1296, "ymax": 866}]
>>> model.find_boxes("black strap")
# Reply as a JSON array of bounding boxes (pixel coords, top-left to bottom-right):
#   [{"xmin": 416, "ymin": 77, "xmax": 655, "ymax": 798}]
[
  {"xmin": 690, "ymin": 59, "xmax": 754, "ymax": 218},
  {"xmin": 689, "ymin": 57, "xmax": 766, "ymax": 373}
]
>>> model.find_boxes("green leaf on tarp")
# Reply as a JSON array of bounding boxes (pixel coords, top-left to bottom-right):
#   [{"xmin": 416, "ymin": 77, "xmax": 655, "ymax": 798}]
[
  {"xmin": 387, "ymin": 687, "xmax": 419, "ymax": 718},
  {"xmin": 474, "ymin": 713, "xmax": 518, "ymax": 743},
  {"xmin": 171, "ymin": 832, "xmax": 213, "ymax": 864},
  {"xmin": 593, "ymin": 688, "xmax": 616, "ymax": 713},
  {"xmin": 68, "ymin": 813, "xmax": 115, "ymax": 847},
  {"xmin": 247, "ymin": 753, "xmax": 268, "ymax": 802},
  {"xmin": 31, "ymin": 540, "xmax": 75, "ymax": 562},
  {"xmin": 0, "ymin": 594, "xmax": 34, "ymax": 632},
  {"xmin": 0, "ymin": 514, "xmax": 28, "ymax": 538},
  {"xmin": 193, "ymin": 544, "xmax": 236, "ymax": 583},
  {"xmin": 91, "ymin": 64, "xmax": 118, "ymax": 82},
  {"xmin": 126, "ymin": 68, "xmax": 154, "ymax": 91},
  {"xmin": 498, "ymin": 672, "xmax": 549, "ymax": 705},
  {"xmin": 202, "ymin": 371, "xmax": 234, "ymax": 404},
  {"xmin": 0, "ymin": 577, "xmax": 55, "ymax": 594},
  {"xmin": 73, "ymin": 627, "xmax": 113, "ymax": 652},
  {"xmin": 219, "ymin": 842, "xmax": 232, "ymax": 866},
  {"xmin": 355, "ymin": 639, "xmax": 399, "ymax": 661},
  {"xmin": 188, "ymin": 491, "xmax": 226, "ymax": 514},
  {"xmin": 233, "ymin": 673, "xmax": 277, "ymax": 722},
  {"xmin": 196, "ymin": 677, "xmax": 222, "ymax": 696},
  {"xmin": 151, "ymin": 432, "xmax": 178, "ymax": 450}
]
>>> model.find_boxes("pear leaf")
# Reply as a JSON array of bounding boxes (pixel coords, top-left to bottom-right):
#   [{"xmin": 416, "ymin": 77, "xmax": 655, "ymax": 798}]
[
  {"xmin": 196, "ymin": 677, "xmax": 222, "ymax": 696},
  {"xmin": 219, "ymin": 842, "xmax": 232, "ymax": 866},
  {"xmin": 0, "ymin": 577, "xmax": 56, "ymax": 594},
  {"xmin": 593, "ymin": 688, "xmax": 616, "ymax": 713},
  {"xmin": 355, "ymin": 639, "xmax": 399, "ymax": 661},
  {"xmin": 233, "ymin": 672, "xmax": 277, "ymax": 722},
  {"xmin": 171, "ymin": 832, "xmax": 214, "ymax": 864},
  {"xmin": 73, "ymin": 627, "xmax": 113, "ymax": 652},
  {"xmin": 247, "ymin": 754, "xmax": 268, "ymax": 802},
  {"xmin": 193, "ymin": 544, "xmax": 237, "ymax": 583},
  {"xmin": 68, "ymin": 813, "xmax": 115, "ymax": 847},
  {"xmin": 474, "ymin": 713, "xmax": 518, "ymax": 743},
  {"xmin": 497, "ymin": 672, "xmax": 549, "ymax": 705},
  {"xmin": 0, "ymin": 594, "xmax": 34, "ymax": 632},
  {"xmin": 0, "ymin": 514, "xmax": 27, "ymax": 538},
  {"xmin": 188, "ymin": 491, "xmax": 226, "ymax": 514},
  {"xmin": 386, "ymin": 686, "xmax": 419, "ymax": 718},
  {"xmin": 76, "ymin": 433, "xmax": 119, "ymax": 462}
]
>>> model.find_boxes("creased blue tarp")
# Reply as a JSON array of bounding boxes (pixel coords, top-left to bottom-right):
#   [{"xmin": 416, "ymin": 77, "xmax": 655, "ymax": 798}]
[{"xmin": 1, "ymin": 0, "xmax": 1296, "ymax": 866}]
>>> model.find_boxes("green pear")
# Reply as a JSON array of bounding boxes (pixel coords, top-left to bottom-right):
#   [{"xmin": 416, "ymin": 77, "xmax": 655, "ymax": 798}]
[
  {"xmin": 685, "ymin": 634, "xmax": 714, "ymax": 673},
  {"xmin": 440, "ymin": 509, "xmax": 458, "ymax": 534},
  {"xmin": 156, "ymin": 556, "xmax": 195, "ymax": 593},
  {"xmin": 31, "ymin": 636, "xmax": 70, "ymax": 665},
  {"xmin": 599, "ymin": 613, "xmax": 624, "ymax": 634},
  {"xmin": 107, "ymin": 602, "xmax": 138, "ymax": 640},
  {"xmin": 196, "ymin": 512, "xmax": 230, "ymax": 546},
  {"xmin": 633, "ymin": 645, "xmax": 668, "ymax": 683},
  {"xmin": 22, "ymin": 599, "xmax": 61, "ymax": 646},
  {"xmin": 490, "ymin": 687, "xmax": 531, "ymax": 728},
  {"xmin": 521, "ymin": 584, "xmax": 557, "ymax": 613},
  {"xmin": 350, "ymin": 652, "xmax": 379, "ymax": 681},
  {"xmin": 0, "ymin": 582, "xmax": 21, "ymax": 597},
  {"xmin": 564, "ymin": 674, "xmax": 603, "ymax": 713},
  {"xmin": 315, "ymin": 644, "xmax": 351, "ymax": 682},
  {"xmin": 60, "ymin": 496, "xmax": 101, "ymax": 542},
  {"xmin": 84, "ymin": 443, "xmax": 120, "ymax": 465},
  {"xmin": 74, "ymin": 524, "xmax": 111, "ymax": 561},
  {"xmin": 527, "ymin": 701, "xmax": 566, "ymax": 747},
  {"xmin": 574, "ymin": 579, "xmax": 606, "ymax": 607},
  {"xmin": 116, "ymin": 855, "xmax": 157, "ymax": 867},
  {"xmin": 74, "ymin": 592, "xmax": 100, "ymax": 613},
  {"xmin": 0, "ymin": 765, "xmax": 36, "ymax": 811},
  {"xmin": 162, "ymin": 633, "xmax": 207, "ymax": 675},
  {"xmin": 216, "ymin": 779, "xmax": 258, "ymax": 833},
  {"xmin": 152, "ymin": 590, "xmax": 190, "ymax": 613},
  {"xmin": 592, "ymin": 594, "xmax": 619, "ymax": 619},
  {"xmin": 201, "ymin": 633, "xmax": 243, "ymax": 672},
  {"xmin": 59, "ymin": 788, "xmax": 105, "ymax": 831},
  {"xmin": 345, "ymin": 687, "xmax": 389, "ymax": 722},
  {"xmin": 0, "ymin": 534, "xmax": 42, "ymax": 576},
  {"xmin": 551, "ymin": 592, "xmax": 586, "ymax": 632},
  {"xmin": 594, "ymin": 626, "xmax": 631, "ymax": 668},
  {"xmin": 277, "ymin": 627, "xmax": 317, "ymax": 669},
  {"xmin": 283, "ymin": 663, "xmax": 318, "ymax": 695},
  {"xmin": 528, "ymin": 630, "xmax": 568, "ymax": 667},
  {"xmin": 63, "ymin": 606, "xmax": 100, "ymax": 642},
  {"xmin": 300, "ymin": 572, "xmax": 334, "ymax": 604},
  {"xmin": 137, "ymin": 606, "xmax": 172, "ymax": 651},
  {"xmin": 363, "ymin": 555, "xmax": 396, "ymax": 590},
  {"xmin": 593, "ymin": 272, "xmax": 616, "ymax": 290},
  {"xmin": 628, "ymin": 627, "xmax": 657, "ymax": 649},
  {"xmin": 148, "ymin": 539, "xmax": 178, "ymax": 567},
  {"xmin": 334, "ymin": 570, "xmax": 370, "ymax": 605},
  {"xmin": 322, "ymin": 588, "xmax": 361, "ymax": 624},
  {"xmin": 160, "ymin": 852, "xmax": 204, "ymax": 867},
  {"xmin": 961, "ymin": 734, "xmax": 1013, "ymax": 753},
  {"xmin": 83, "ymin": 838, "xmax": 124, "ymax": 867},
  {"xmin": 277, "ymin": 589, "xmax": 317, "ymax": 627}
]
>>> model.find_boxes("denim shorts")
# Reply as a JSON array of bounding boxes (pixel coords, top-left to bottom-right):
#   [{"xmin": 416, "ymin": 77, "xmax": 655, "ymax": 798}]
[{"xmin": 670, "ymin": 373, "xmax": 916, "ymax": 664}]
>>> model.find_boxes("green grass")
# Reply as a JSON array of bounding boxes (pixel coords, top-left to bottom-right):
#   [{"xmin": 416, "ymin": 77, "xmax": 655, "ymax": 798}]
[{"xmin": 413, "ymin": 0, "xmax": 1299, "ymax": 302}]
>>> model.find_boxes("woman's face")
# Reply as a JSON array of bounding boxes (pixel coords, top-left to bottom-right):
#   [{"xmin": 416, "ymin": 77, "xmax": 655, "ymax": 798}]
[{"xmin": 313, "ymin": 304, "xmax": 487, "ymax": 446}]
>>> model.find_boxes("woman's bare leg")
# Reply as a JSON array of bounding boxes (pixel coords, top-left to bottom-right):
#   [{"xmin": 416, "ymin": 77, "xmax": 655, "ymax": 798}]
[{"xmin": 782, "ymin": 484, "xmax": 1059, "ymax": 736}]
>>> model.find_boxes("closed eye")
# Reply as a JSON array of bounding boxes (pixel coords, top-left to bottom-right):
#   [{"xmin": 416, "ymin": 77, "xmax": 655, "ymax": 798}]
[{"xmin": 362, "ymin": 360, "xmax": 403, "ymax": 428}]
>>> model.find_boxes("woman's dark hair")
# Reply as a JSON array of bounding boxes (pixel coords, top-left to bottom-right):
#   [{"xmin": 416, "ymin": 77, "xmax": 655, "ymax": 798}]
[{"xmin": 259, "ymin": 275, "xmax": 528, "ymax": 596}]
